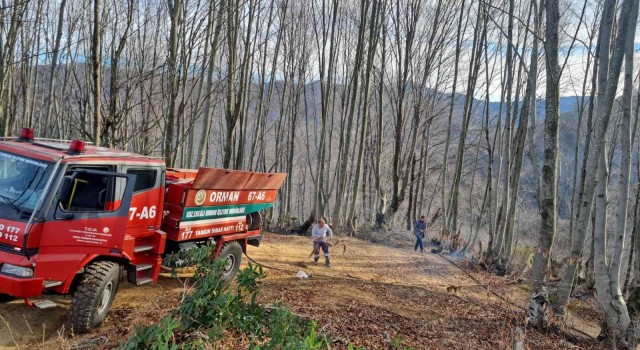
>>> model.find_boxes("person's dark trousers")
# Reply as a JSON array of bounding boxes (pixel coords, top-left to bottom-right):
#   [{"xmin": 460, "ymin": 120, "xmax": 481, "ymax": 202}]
[
  {"xmin": 414, "ymin": 234, "xmax": 424, "ymax": 252},
  {"xmin": 313, "ymin": 241, "xmax": 331, "ymax": 266}
]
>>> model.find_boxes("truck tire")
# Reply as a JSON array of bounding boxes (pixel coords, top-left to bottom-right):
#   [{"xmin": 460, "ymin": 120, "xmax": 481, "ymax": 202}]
[
  {"xmin": 247, "ymin": 212, "xmax": 262, "ymax": 231},
  {"xmin": 68, "ymin": 261, "xmax": 120, "ymax": 333},
  {"xmin": 0, "ymin": 294, "xmax": 14, "ymax": 303},
  {"xmin": 218, "ymin": 241, "xmax": 242, "ymax": 284}
]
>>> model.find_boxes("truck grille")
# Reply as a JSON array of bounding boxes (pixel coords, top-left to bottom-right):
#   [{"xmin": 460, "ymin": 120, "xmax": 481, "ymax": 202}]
[{"xmin": 0, "ymin": 242, "xmax": 38, "ymax": 256}]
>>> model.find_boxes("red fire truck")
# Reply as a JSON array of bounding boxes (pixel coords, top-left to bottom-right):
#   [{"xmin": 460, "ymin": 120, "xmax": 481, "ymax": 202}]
[{"xmin": 0, "ymin": 128, "xmax": 286, "ymax": 332}]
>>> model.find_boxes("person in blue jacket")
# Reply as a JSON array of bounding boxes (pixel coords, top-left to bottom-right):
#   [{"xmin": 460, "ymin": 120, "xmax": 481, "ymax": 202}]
[{"xmin": 414, "ymin": 215, "xmax": 427, "ymax": 253}]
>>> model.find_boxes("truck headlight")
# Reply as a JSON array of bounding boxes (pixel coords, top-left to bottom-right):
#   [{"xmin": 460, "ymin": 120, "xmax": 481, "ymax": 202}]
[{"xmin": 1, "ymin": 264, "xmax": 34, "ymax": 277}]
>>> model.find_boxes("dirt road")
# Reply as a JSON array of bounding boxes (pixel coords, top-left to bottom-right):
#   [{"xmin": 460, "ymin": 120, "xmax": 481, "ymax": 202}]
[{"xmin": 0, "ymin": 233, "xmax": 603, "ymax": 349}]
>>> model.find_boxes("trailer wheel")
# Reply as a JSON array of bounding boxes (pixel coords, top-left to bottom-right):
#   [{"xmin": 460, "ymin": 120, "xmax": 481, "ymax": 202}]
[
  {"xmin": 218, "ymin": 241, "xmax": 242, "ymax": 284},
  {"xmin": 0, "ymin": 294, "xmax": 14, "ymax": 303},
  {"xmin": 68, "ymin": 261, "xmax": 120, "ymax": 333},
  {"xmin": 247, "ymin": 212, "xmax": 262, "ymax": 231}
]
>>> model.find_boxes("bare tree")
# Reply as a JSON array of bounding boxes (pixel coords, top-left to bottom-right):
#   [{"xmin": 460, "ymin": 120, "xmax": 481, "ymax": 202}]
[
  {"xmin": 555, "ymin": 0, "xmax": 639, "ymax": 339},
  {"xmin": 528, "ymin": 0, "xmax": 556, "ymax": 329},
  {"xmin": 348, "ymin": 0, "xmax": 384, "ymax": 231},
  {"xmin": 196, "ymin": 0, "xmax": 223, "ymax": 166},
  {"xmin": 91, "ymin": 0, "xmax": 102, "ymax": 146},
  {"xmin": 0, "ymin": 2, "xmax": 28, "ymax": 137},
  {"xmin": 106, "ymin": 0, "xmax": 134, "ymax": 147},
  {"xmin": 332, "ymin": 0, "xmax": 371, "ymax": 226},
  {"xmin": 311, "ymin": 0, "xmax": 339, "ymax": 220},
  {"xmin": 440, "ymin": 0, "xmax": 466, "ymax": 235},
  {"xmin": 448, "ymin": 2, "xmax": 487, "ymax": 234},
  {"xmin": 164, "ymin": 0, "xmax": 182, "ymax": 166}
]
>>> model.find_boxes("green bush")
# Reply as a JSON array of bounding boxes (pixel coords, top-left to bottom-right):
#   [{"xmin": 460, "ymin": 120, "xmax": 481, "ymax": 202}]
[{"xmin": 119, "ymin": 244, "xmax": 329, "ymax": 349}]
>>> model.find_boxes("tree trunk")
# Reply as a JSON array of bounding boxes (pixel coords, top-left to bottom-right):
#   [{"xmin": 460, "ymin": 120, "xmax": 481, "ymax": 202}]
[
  {"xmin": 593, "ymin": 150, "xmax": 631, "ymax": 337},
  {"xmin": 441, "ymin": 0, "xmax": 466, "ymax": 234},
  {"xmin": 197, "ymin": 0, "xmax": 226, "ymax": 167},
  {"xmin": 623, "ymin": 181, "xmax": 639, "ymax": 296},
  {"xmin": 374, "ymin": 20, "xmax": 387, "ymax": 224},
  {"xmin": 502, "ymin": 3, "xmax": 534, "ymax": 263},
  {"xmin": 555, "ymin": 0, "xmax": 639, "ymax": 327},
  {"xmin": 493, "ymin": 0, "xmax": 515, "ymax": 260},
  {"xmin": 0, "ymin": 3, "xmax": 27, "ymax": 137},
  {"xmin": 590, "ymin": 0, "xmax": 638, "ymax": 336},
  {"xmin": 528, "ymin": 0, "xmax": 556, "ymax": 329},
  {"xmin": 628, "ymin": 156, "xmax": 640, "ymax": 316},
  {"xmin": 448, "ymin": 5, "xmax": 486, "ymax": 232},
  {"xmin": 348, "ymin": 0, "xmax": 382, "ymax": 232},
  {"xmin": 107, "ymin": 0, "xmax": 133, "ymax": 147},
  {"xmin": 164, "ymin": 0, "xmax": 182, "ymax": 166},
  {"xmin": 333, "ymin": 0, "xmax": 370, "ymax": 226},
  {"xmin": 313, "ymin": 0, "xmax": 339, "ymax": 220},
  {"xmin": 91, "ymin": 0, "xmax": 102, "ymax": 146},
  {"xmin": 233, "ymin": 0, "xmax": 257, "ymax": 170}
]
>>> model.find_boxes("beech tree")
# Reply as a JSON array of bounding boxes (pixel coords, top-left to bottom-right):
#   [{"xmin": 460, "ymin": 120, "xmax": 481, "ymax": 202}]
[
  {"xmin": 528, "ymin": 0, "xmax": 555, "ymax": 329},
  {"xmin": 553, "ymin": 0, "xmax": 639, "ymax": 339}
]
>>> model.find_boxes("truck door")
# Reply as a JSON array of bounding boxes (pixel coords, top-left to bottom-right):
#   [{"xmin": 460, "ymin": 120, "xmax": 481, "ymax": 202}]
[
  {"xmin": 41, "ymin": 169, "xmax": 136, "ymax": 252},
  {"xmin": 121, "ymin": 166, "xmax": 163, "ymax": 232}
]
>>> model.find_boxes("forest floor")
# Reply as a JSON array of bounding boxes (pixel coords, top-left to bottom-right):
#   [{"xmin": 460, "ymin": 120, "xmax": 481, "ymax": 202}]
[{"xmin": 0, "ymin": 232, "xmax": 612, "ymax": 349}]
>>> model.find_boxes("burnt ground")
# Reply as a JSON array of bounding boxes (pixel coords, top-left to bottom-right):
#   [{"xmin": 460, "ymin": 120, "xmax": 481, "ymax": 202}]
[{"xmin": 0, "ymin": 232, "xmax": 609, "ymax": 349}]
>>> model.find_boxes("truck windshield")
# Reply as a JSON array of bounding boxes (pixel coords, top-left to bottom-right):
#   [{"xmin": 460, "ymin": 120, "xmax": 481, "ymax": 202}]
[{"xmin": 0, "ymin": 151, "xmax": 53, "ymax": 220}]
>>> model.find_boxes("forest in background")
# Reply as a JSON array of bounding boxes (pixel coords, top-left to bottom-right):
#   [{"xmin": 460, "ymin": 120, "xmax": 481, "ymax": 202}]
[{"xmin": 1, "ymin": 0, "xmax": 640, "ymax": 343}]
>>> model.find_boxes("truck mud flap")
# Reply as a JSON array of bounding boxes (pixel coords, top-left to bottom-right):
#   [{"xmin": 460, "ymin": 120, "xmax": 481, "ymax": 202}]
[{"xmin": 247, "ymin": 235, "xmax": 262, "ymax": 247}]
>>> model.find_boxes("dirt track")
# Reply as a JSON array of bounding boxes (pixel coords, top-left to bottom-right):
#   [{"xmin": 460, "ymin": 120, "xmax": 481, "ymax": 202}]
[{"xmin": 0, "ymin": 233, "xmax": 604, "ymax": 349}]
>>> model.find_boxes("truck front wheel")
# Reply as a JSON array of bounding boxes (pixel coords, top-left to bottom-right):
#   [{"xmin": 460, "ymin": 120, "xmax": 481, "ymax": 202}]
[
  {"xmin": 218, "ymin": 241, "xmax": 242, "ymax": 284},
  {"xmin": 68, "ymin": 261, "xmax": 120, "ymax": 333}
]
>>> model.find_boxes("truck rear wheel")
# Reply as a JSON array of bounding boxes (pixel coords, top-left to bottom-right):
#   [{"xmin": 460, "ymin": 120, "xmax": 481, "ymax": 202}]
[
  {"xmin": 68, "ymin": 261, "xmax": 120, "ymax": 333},
  {"xmin": 218, "ymin": 241, "xmax": 242, "ymax": 284},
  {"xmin": 247, "ymin": 212, "xmax": 262, "ymax": 231}
]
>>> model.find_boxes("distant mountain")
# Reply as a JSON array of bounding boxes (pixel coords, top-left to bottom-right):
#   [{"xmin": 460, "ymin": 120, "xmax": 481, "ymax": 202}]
[{"xmin": 484, "ymin": 96, "xmax": 588, "ymax": 119}]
